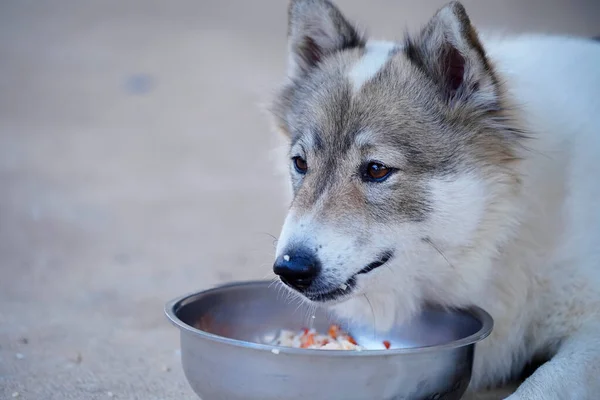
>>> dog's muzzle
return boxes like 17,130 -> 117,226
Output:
277,250 -> 394,303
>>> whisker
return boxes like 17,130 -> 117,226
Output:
364,293 -> 377,339
275,280 -> 286,301
423,237 -> 455,269
263,269 -> 276,279
267,276 -> 280,290
253,231 -> 279,241
246,249 -> 277,259
293,297 -> 305,315
252,231 -> 279,248
303,301 -> 318,329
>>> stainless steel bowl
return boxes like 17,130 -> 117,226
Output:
165,281 -> 493,400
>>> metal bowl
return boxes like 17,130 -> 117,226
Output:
165,281 -> 493,400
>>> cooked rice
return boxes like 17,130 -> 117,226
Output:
272,324 -> 363,350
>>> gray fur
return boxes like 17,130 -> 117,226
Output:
271,0 -> 524,226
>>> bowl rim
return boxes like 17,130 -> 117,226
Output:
165,280 -> 494,357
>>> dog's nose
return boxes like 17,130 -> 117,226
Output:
273,248 -> 321,291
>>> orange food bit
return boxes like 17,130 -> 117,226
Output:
348,336 -> 358,345
328,324 -> 339,339
301,333 -> 315,348
383,340 -> 391,349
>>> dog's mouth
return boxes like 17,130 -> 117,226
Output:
304,251 -> 393,303
356,251 -> 394,275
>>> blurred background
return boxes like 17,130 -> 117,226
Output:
0,0 -> 598,399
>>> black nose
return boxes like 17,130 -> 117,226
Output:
273,248 -> 321,291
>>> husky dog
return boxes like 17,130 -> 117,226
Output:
268,0 -> 600,398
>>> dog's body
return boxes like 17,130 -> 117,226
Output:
268,1 -> 600,398
452,34 -> 600,397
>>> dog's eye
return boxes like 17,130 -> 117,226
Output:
364,162 -> 393,182
293,156 -> 308,174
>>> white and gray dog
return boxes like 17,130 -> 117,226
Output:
268,0 -> 600,398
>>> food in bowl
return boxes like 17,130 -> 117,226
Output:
273,324 -> 362,350
273,324 -> 392,350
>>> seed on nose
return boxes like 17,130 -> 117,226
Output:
339,283 -> 348,290
283,254 -> 290,262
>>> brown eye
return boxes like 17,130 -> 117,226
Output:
364,162 -> 393,182
293,156 -> 308,174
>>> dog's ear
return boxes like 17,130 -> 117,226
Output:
405,2 -> 498,109
287,0 -> 364,79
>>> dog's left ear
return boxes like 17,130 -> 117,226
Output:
405,2 -> 498,109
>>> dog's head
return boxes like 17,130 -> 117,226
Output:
269,0 -> 523,329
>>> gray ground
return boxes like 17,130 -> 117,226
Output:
0,1 -> 598,399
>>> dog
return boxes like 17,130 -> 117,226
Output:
267,0 -> 600,398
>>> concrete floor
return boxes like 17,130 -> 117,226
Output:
0,1 -> 598,399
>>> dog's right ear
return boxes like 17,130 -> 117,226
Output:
287,0 -> 364,79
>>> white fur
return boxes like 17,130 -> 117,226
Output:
275,33 -> 600,399
426,174 -> 487,246
348,40 -> 396,92
473,34 -> 600,398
